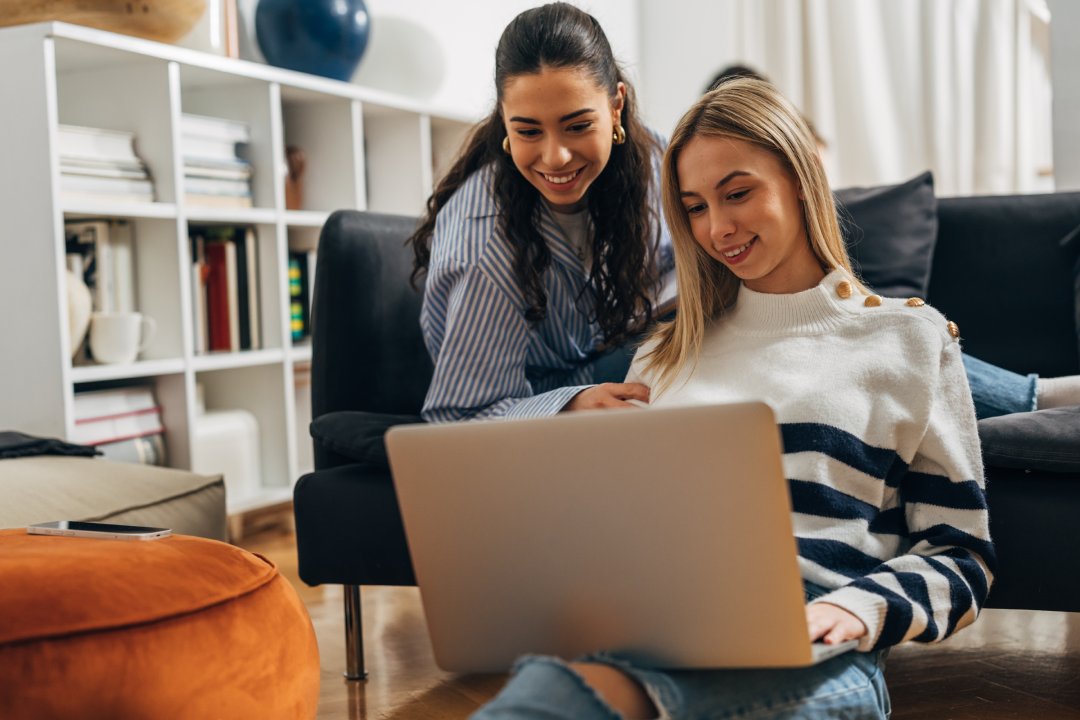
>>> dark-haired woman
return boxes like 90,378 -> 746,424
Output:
408,2 -> 671,422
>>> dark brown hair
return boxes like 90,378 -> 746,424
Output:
407,2 -> 662,347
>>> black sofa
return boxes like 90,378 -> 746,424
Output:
295,191 -> 1080,678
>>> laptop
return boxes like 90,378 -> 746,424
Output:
385,401 -> 857,673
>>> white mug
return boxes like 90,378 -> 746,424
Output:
89,312 -> 157,365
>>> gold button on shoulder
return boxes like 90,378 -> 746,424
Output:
947,320 -> 960,339
863,295 -> 882,307
905,297 -> 926,307
836,281 -> 852,299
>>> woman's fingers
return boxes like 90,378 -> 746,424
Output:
604,382 -> 651,402
806,603 -> 867,644
565,383 -> 651,411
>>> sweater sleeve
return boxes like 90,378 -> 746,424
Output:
420,258 -> 589,422
810,340 -> 996,651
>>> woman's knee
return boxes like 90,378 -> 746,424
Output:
570,662 -> 658,720
471,656 -> 657,720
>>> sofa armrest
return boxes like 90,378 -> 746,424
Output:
311,411 -> 424,473
978,405 -> 1080,473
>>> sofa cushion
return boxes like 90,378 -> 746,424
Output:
834,171 -> 938,298
978,405 -> 1080,473
310,411 -> 424,472
0,456 -> 226,540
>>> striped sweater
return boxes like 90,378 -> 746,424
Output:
626,269 -> 996,652
420,162 -> 672,422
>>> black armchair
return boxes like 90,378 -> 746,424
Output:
293,210 -> 637,680
293,211 -> 429,680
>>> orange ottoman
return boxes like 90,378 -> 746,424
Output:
0,529 -> 319,719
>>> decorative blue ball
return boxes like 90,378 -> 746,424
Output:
255,0 -> 371,82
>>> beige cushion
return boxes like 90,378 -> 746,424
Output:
0,456 -> 226,540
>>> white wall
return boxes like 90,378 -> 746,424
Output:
1048,0 -> 1080,190
638,0 -> 746,137
237,0 -> 640,120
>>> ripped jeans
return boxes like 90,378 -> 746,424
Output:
470,582 -> 890,720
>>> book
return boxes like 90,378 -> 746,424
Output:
62,190 -> 156,206
61,174 -> 155,198
233,227 -> 260,350
56,124 -> 141,164
224,238 -> 240,350
61,161 -> 150,180
184,161 -> 252,182
184,176 -> 252,197
72,405 -> 163,445
109,220 -> 136,314
289,254 -> 304,341
204,240 -> 234,351
185,192 -> 254,208
182,138 -> 248,164
96,433 -> 167,466
190,235 -> 210,355
181,113 -> 251,144
73,386 -> 157,422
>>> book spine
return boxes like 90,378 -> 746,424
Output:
110,220 -> 136,314
71,406 -> 164,446
289,254 -> 303,341
205,241 -> 232,351
96,433 -> 167,466
190,234 -> 209,355
233,226 -> 252,351
73,387 -> 157,421
225,240 -> 240,351
246,228 -> 260,349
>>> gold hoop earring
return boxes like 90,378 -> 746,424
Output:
612,124 -> 626,145
502,136 -> 511,154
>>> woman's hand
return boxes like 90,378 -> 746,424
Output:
564,383 -> 650,411
806,602 -> 867,645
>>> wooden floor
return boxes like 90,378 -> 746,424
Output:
240,526 -> 1080,719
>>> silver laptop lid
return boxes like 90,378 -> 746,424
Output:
386,401 -> 830,673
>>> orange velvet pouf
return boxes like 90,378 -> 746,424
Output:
0,529 -> 319,719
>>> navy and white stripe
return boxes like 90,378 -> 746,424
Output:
421,160 -> 672,422
629,269 -> 995,652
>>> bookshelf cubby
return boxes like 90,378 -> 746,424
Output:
0,21 -> 474,514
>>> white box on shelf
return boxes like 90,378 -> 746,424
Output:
192,408 -> 262,507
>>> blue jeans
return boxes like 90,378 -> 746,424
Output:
962,353 -> 1037,419
471,583 -> 891,720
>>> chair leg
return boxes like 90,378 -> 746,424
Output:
344,584 -> 367,680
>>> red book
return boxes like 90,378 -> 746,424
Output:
204,241 -> 232,351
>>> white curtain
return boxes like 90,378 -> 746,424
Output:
720,0 -> 1053,195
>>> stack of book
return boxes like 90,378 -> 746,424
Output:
190,225 -> 261,353
57,124 -> 155,205
65,219 -> 136,316
72,386 -> 166,465
181,113 -> 254,208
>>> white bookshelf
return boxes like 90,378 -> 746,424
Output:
0,21 -> 474,514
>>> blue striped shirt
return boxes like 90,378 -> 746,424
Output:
421,161 -> 672,422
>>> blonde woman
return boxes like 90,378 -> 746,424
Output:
471,78 -> 995,720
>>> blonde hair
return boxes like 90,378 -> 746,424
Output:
643,78 -> 865,391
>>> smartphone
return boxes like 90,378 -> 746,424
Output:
27,520 -> 171,541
